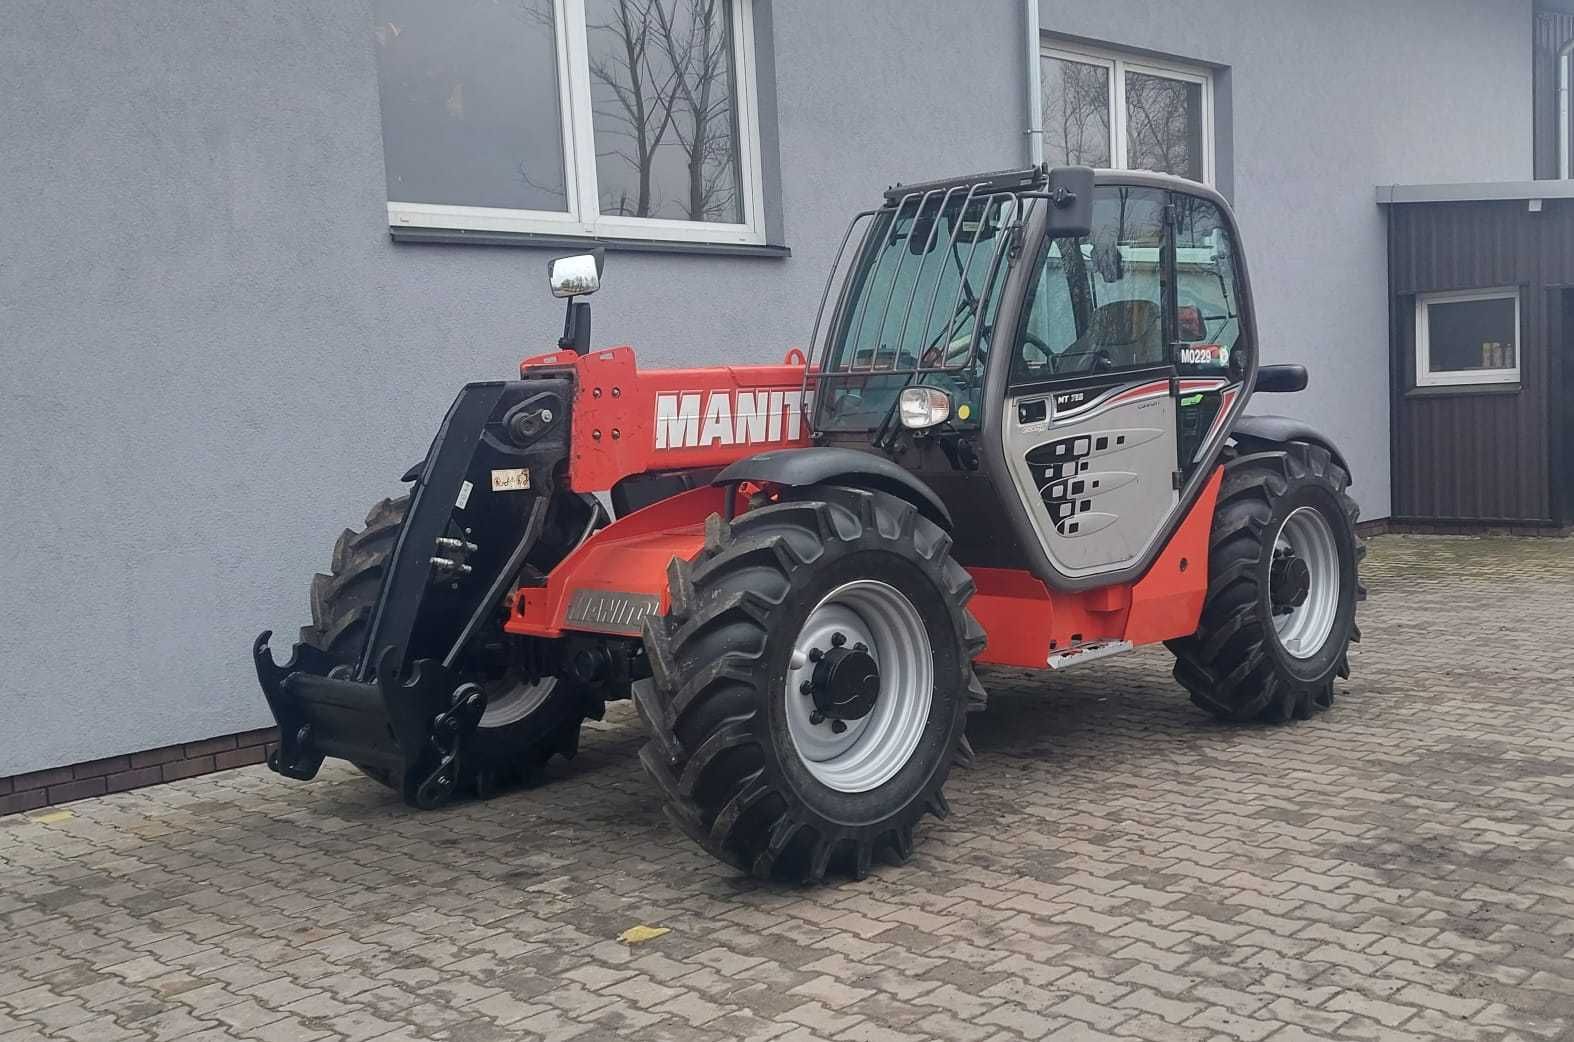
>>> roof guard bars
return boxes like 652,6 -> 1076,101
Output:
849,189 -> 919,373
796,178 -> 1040,423
893,183 -> 974,371
844,189 -> 1030,376
796,206 -> 881,412
857,188 -> 939,372
882,164 -> 1047,204
918,190 -> 1021,375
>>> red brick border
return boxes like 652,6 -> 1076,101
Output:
0,728 -> 279,816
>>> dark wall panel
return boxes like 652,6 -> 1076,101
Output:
1389,200 -> 1560,523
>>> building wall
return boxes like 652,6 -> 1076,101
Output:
1532,6 -> 1574,179
0,0 -> 1027,776
1387,197 -> 1574,526
1388,202 -> 1553,524
1043,0 -> 1534,529
0,0 -> 1535,774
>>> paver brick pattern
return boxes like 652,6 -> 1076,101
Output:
4,535 -> 1574,1041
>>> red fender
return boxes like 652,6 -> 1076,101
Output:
504,484 -> 730,639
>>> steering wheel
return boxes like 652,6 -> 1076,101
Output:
920,323 -> 992,370
1018,329 -> 1059,374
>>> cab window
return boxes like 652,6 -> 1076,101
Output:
1013,185 -> 1169,385
1172,193 -> 1248,376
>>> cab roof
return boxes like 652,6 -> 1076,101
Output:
881,165 -> 1220,208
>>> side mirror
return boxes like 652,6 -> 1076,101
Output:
549,249 -> 605,355
1045,166 -> 1094,239
1254,364 -> 1309,394
548,250 -> 604,298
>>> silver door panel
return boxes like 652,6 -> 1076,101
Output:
1003,391 -> 1180,576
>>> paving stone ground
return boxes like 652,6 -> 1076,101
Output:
5,534 -> 1574,1042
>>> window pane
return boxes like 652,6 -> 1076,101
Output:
1015,186 -> 1169,384
1124,70 -> 1203,180
373,0 -> 569,212
1041,56 -> 1112,167
1171,194 -> 1245,374
586,0 -> 744,223
1426,297 -> 1518,372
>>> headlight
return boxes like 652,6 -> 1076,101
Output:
897,386 -> 951,430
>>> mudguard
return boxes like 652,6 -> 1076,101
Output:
1232,415 -> 1349,474
715,446 -> 953,529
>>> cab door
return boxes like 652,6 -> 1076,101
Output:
998,185 -> 1182,579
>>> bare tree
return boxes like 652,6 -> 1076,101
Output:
519,0 -> 740,221
585,0 -> 687,216
1125,74 -> 1195,176
652,0 -> 739,222
1045,60 -> 1110,167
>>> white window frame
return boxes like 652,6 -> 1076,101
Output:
1560,40 -> 1574,179
386,0 -> 768,245
1415,287 -> 1522,388
1041,42 -> 1215,186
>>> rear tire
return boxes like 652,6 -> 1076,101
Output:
635,487 -> 986,883
1168,443 -> 1362,722
302,495 -> 599,794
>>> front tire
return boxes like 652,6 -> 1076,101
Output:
1169,443 -> 1362,722
635,487 -> 986,883
302,495 -> 600,794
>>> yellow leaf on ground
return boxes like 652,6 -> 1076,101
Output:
29,810 -> 74,824
617,925 -> 670,945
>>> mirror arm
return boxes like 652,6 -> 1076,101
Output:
559,299 -> 592,355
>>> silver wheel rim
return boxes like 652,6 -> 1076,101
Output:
1272,506 -> 1341,659
784,580 -> 933,794
479,676 -> 557,728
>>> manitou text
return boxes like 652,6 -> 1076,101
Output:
653,389 -> 814,450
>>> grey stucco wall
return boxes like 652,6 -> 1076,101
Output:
0,0 -> 1534,774
0,0 -> 1027,775
1043,0 -> 1535,525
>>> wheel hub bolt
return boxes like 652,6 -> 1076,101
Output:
831,632 -> 847,647
800,681 -> 814,695
830,719 -> 847,734
1270,550 -> 1312,611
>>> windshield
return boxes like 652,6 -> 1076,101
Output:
816,192 -> 1017,431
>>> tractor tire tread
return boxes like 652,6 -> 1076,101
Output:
1172,444 -> 1361,724
305,493 -> 591,796
637,487 -> 980,883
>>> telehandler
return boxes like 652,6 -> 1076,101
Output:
256,166 -> 1361,881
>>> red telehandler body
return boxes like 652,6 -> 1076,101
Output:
256,166 -> 1362,881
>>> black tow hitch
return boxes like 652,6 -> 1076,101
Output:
253,634 -> 487,809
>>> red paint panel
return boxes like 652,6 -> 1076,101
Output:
520,346 -> 814,493
1123,465 -> 1222,646
966,466 -> 1222,667
504,484 -> 727,638
969,568 -> 1131,668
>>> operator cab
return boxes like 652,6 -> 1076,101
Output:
809,166 -> 1257,591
